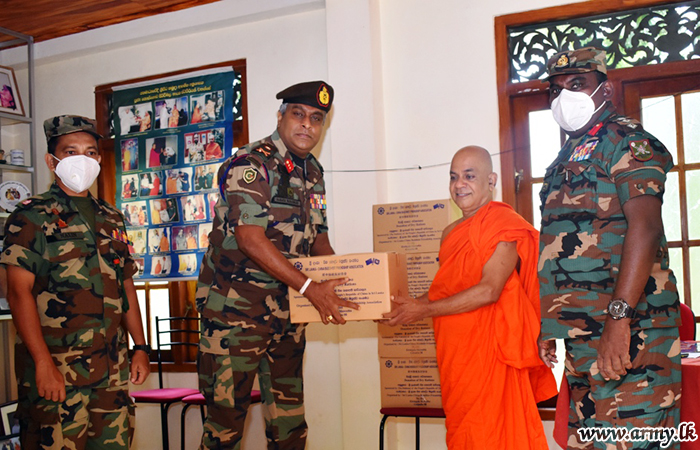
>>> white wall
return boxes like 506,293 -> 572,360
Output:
7,3 -> 342,449
329,1 -> 583,449
1,0 -> 594,448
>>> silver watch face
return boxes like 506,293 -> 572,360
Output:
608,299 -> 628,318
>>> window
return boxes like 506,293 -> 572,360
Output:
131,281 -> 170,348
496,0 -> 700,375
129,280 -> 199,368
630,76 -> 700,313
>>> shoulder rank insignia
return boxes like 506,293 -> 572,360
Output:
284,159 -> 294,174
243,167 -> 257,184
253,143 -> 274,159
630,139 -> 653,161
614,116 -> 639,130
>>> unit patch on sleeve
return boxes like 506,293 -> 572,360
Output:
629,139 -> 653,162
243,168 -> 258,184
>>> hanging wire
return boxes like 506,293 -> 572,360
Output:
326,162 -> 450,173
324,81 -> 700,175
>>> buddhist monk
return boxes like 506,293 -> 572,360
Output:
384,146 -> 557,449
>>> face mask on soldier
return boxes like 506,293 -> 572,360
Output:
52,154 -> 101,193
551,82 -> 605,132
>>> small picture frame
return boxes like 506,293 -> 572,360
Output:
0,265 -> 9,320
0,297 -> 9,319
0,66 -> 24,117
0,434 -> 19,450
0,401 -> 18,436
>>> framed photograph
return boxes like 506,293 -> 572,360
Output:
0,259 -> 9,319
0,401 -> 18,436
117,102 -> 152,135
0,66 -> 24,117
0,297 -> 9,319
0,434 -> 19,450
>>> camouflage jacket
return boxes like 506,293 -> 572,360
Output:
1,182 -> 136,388
196,130 -> 328,329
538,105 -> 680,340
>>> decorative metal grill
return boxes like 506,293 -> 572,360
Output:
233,70 -> 243,121
508,1 -> 700,83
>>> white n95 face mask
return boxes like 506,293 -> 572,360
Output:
52,154 -> 101,193
551,83 -> 605,132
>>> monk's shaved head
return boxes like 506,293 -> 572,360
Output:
452,146 -> 493,173
450,145 -> 497,218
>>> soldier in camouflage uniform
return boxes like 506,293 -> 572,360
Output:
537,48 -> 681,449
1,115 -> 150,450
196,81 -> 358,450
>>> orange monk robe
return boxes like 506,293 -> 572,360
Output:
169,108 -> 180,128
151,207 -> 162,225
191,106 -> 202,124
205,142 -> 223,160
428,201 -> 557,450
160,234 -> 169,252
166,176 -> 178,195
139,114 -> 151,132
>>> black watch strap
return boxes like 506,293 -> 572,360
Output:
132,344 -> 152,355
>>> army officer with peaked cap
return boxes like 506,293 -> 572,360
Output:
196,81 -> 358,449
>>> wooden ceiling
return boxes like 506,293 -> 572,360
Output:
0,0 -> 222,44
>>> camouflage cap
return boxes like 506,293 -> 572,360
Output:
43,115 -> 102,144
276,81 -> 334,113
545,47 -> 607,80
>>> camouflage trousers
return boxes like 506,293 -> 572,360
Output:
17,385 -> 134,450
564,327 -> 681,450
197,318 -> 308,450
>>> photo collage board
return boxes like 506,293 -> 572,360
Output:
113,70 -> 237,280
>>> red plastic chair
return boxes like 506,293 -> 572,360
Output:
180,390 -> 262,450
130,317 -> 200,450
679,302 -> 696,341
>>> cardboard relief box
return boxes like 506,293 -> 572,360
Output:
377,252 -> 439,358
403,252 -> 441,299
379,357 -> 442,409
378,318 -> 436,358
373,199 -> 462,254
288,252 -> 408,323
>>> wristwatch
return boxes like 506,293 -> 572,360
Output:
607,298 -> 637,320
132,344 -> 152,355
